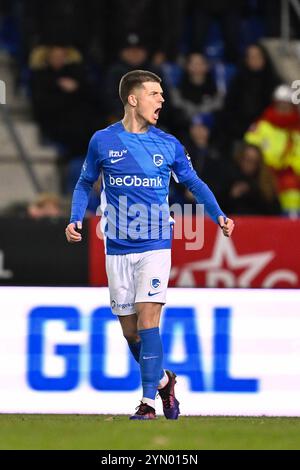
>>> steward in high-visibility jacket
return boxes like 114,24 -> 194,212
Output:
245,101 -> 300,213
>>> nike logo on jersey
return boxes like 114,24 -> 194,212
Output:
111,157 -> 126,163
148,291 -> 162,297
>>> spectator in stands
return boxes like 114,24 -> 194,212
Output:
105,33 -> 153,120
213,44 -> 280,154
27,193 -> 64,219
22,0 -> 104,61
171,113 -> 224,209
30,45 -> 101,156
221,143 -> 281,215
189,0 -> 242,63
153,0 -> 185,63
182,114 -> 221,177
105,33 -> 174,129
104,0 -> 184,64
245,85 -> 300,215
171,53 -> 221,124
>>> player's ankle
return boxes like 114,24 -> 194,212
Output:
142,397 -> 156,409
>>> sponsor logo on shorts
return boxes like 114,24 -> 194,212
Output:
111,300 -> 134,310
142,355 -> 159,360
148,291 -> 162,297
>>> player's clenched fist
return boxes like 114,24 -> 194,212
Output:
218,216 -> 235,237
65,221 -> 82,243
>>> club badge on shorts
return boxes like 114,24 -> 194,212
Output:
150,278 -> 161,289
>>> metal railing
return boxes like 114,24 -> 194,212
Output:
0,100 -> 42,193
281,0 -> 300,51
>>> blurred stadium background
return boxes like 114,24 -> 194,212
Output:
1,0 -> 300,450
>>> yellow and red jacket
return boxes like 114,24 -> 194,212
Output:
245,105 -> 300,176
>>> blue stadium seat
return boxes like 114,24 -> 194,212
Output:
204,22 -> 225,62
0,14 -> 20,56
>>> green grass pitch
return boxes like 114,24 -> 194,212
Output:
0,415 -> 299,450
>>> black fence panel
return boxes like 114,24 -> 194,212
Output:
0,217 -> 88,286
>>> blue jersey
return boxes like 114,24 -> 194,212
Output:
70,121 -> 226,254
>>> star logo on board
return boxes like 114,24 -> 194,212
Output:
170,231 -> 276,287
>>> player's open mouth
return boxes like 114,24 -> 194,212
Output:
153,108 -> 161,119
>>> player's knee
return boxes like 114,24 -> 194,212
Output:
124,332 -> 140,344
137,319 -> 158,330
136,307 -> 161,330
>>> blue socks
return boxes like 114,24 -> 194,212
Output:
138,327 -> 163,400
128,341 -> 142,363
128,339 -> 164,380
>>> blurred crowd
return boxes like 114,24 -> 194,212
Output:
1,0 -> 300,217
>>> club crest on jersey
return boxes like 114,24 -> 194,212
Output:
153,154 -> 163,167
150,278 -> 161,289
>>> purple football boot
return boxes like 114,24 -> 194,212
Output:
129,402 -> 156,420
158,370 -> 180,419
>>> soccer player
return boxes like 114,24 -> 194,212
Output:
65,70 -> 234,420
